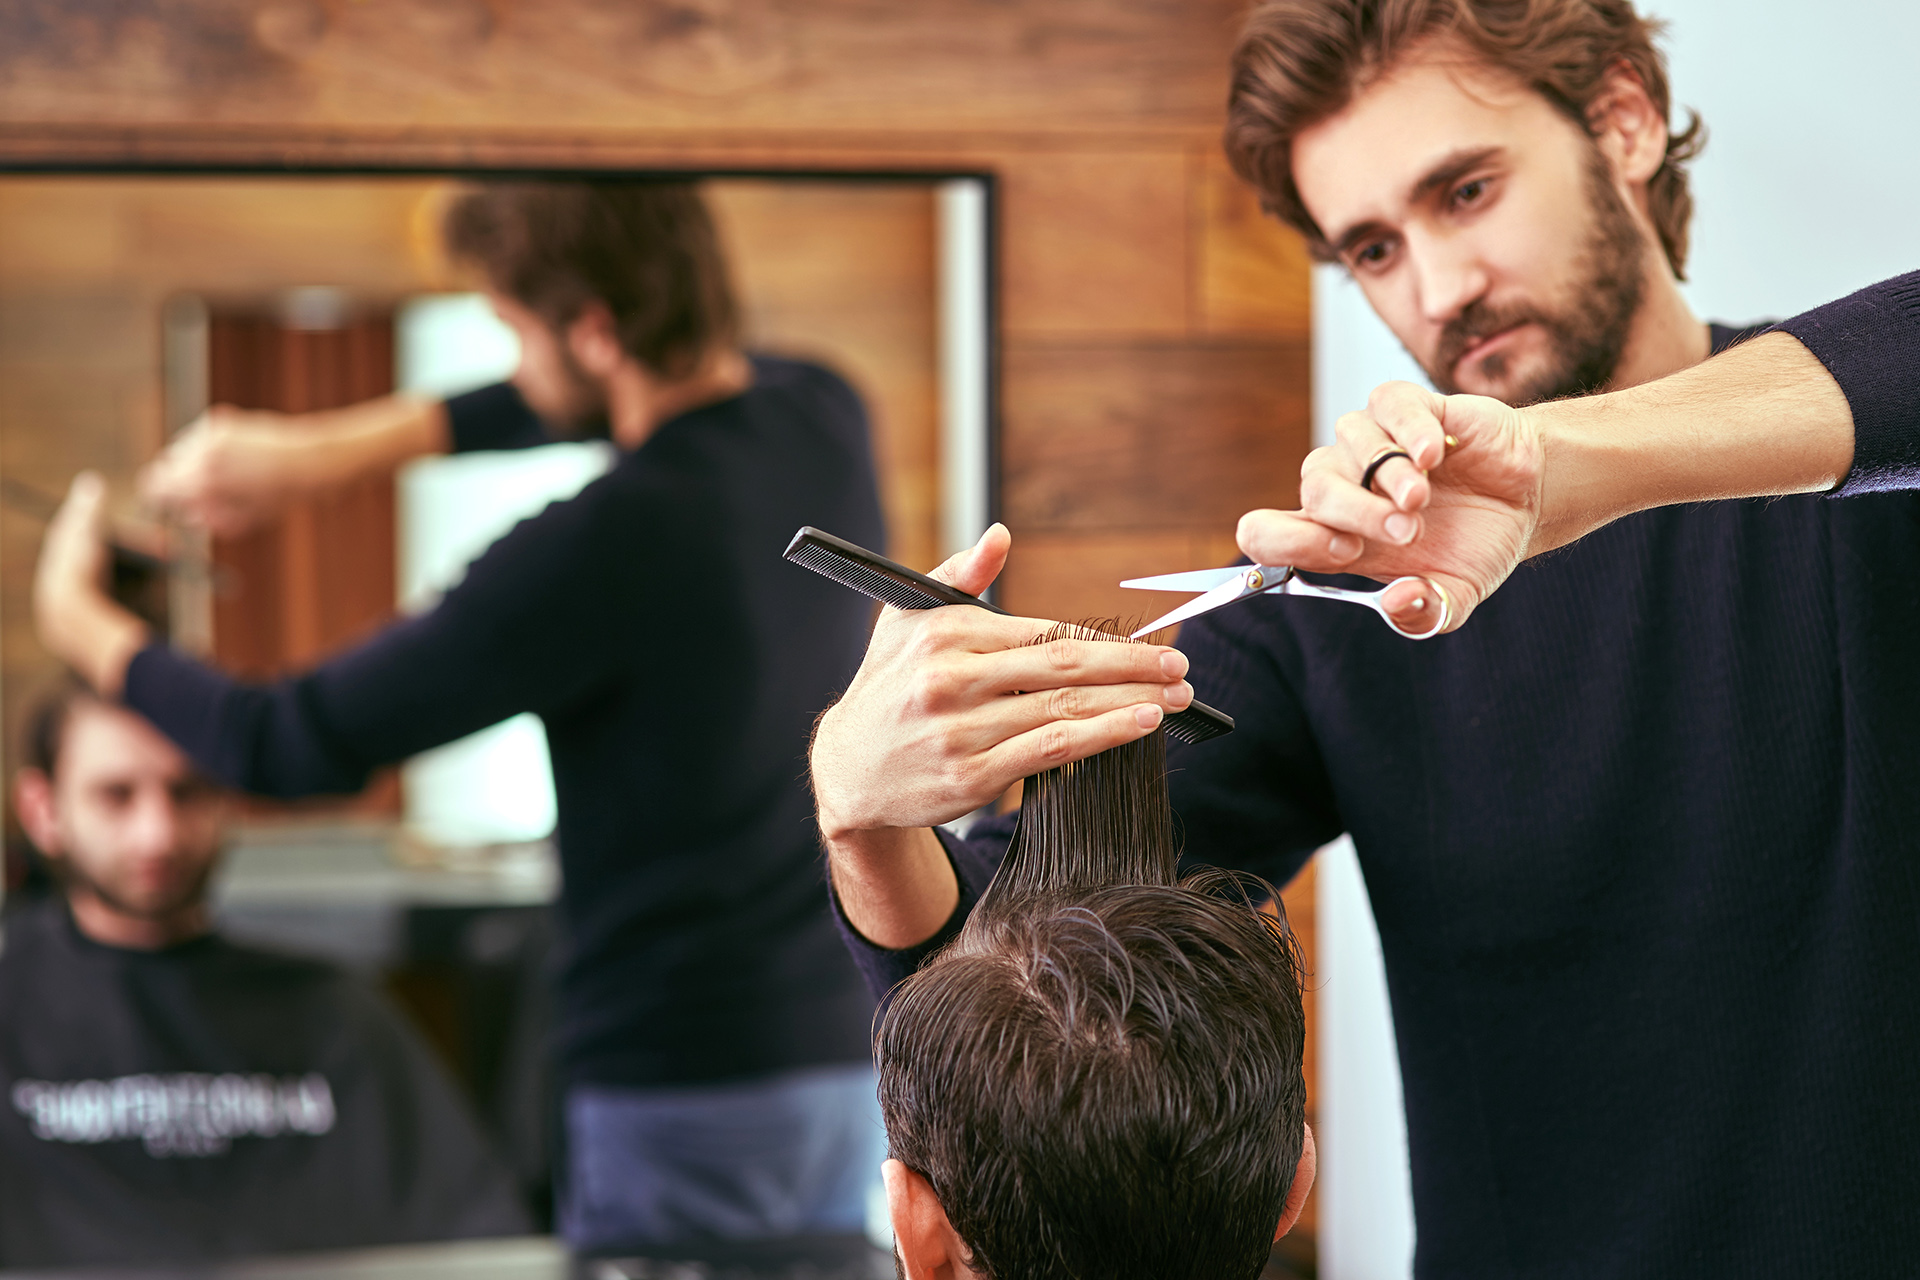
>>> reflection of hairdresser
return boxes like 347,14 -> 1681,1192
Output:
35,181 -> 891,1252
0,683 -> 526,1268
1248,269 -> 1920,624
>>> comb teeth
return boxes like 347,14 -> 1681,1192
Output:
1163,706 -> 1233,745
787,542 -> 948,612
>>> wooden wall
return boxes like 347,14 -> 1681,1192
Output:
0,0 -> 1319,1237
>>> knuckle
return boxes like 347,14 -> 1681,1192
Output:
1034,725 -> 1074,765
1047,685 -> 1086,721
1042,637 -> 1080,673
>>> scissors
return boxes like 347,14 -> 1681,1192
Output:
1120,563 -> 1447,640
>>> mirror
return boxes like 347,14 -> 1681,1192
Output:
0,170 -> 993,1240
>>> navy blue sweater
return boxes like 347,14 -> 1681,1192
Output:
128,357 -> 886,1088
837,274 -> 1920,1277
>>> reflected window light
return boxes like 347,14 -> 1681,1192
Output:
395,294 -> 614,848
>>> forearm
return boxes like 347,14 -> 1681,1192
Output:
825,826 -> 960,951
1528,332 -> 1854,556
292,395 -> 450,488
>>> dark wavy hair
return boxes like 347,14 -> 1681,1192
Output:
1225,0 -> 1705,277
442,180 -> 739,378
877,626 -> 1308,1280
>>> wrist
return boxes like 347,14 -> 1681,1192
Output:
41,586 -> 147,697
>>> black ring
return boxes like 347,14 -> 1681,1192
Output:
1360,447 -> 1413,494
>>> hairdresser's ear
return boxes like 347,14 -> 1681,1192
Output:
1586,58 -> 1668,189
1274,1124 -> 1318,1241
564,301 -> 626,379
885,1158 -> 982,1280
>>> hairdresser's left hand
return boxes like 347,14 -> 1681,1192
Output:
1237,381 -> 1545,634
34,472 -> 148,696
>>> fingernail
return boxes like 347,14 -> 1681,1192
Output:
1409,596 -> 1427,612
1385,513 -> 1415,543
1165,680 -> 1194,708
1160,650 -> 1188,679
1329,534 -> 1361,558
1134,704 -> 1164,729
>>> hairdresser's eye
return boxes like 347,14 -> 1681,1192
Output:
1350,237 -> 1396,272
1452,178 -> 1490,210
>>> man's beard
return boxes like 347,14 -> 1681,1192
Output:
542,343 -> 614,442
1425,150 -> 1647,406
49,853 -> 216,925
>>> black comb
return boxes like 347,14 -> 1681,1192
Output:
784,527 -> 1233,745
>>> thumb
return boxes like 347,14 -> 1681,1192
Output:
928,523 -> 1011,598
58,471 -> 109,533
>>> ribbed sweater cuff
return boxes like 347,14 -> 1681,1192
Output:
1772,270 -> 1920,496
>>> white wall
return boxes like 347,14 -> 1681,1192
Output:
1313,6 -> 1919,1276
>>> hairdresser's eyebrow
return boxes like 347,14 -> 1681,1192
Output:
1328,145 -> 1506,259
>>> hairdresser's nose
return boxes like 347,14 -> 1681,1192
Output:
1408,229 -> 1489,328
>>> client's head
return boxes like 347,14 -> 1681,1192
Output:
876,629 -> 1313,1280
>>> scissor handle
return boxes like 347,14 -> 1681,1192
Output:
1279,574 -> 1447,640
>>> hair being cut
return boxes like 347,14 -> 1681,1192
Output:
442,180 -> 738,378
1226,0 -> 1704,277
877,625 -> 1307,1280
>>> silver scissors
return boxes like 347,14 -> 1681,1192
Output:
1120,564 -> 1446,640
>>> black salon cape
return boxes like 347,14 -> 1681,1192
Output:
124,357 -> 886,1089
835,273 -> 1920,1278
0,896 -> 527,1268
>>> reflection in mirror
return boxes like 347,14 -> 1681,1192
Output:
0,172 -> 990,1267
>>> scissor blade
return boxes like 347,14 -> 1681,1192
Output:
1128,575 -> 1252,639
1120,566 -> 1246,593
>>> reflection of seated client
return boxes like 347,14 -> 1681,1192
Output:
0,684 -> 527,1268
874,632 -> 1315,1280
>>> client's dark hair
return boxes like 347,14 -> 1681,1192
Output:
441,179 -> 738,379
22,677 -> 106,779
877,626 -> 1308,1280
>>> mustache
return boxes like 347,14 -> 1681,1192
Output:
1432,301 -> 1556,382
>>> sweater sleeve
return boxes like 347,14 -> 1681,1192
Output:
443,382 -> 550,454
123,481 -> 644,798
828,813 -> 1012,1002
1773,270 -> 1920,496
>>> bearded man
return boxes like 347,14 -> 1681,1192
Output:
805,2 -> 1920,1275
0,685 -> 527,1266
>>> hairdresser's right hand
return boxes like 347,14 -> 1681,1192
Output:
812,525 -> 1194,948
141,406 -> 315,537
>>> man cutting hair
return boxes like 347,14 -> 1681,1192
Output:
808,3 -> 1920,1275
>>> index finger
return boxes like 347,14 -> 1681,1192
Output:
1365,380 -> 1452,472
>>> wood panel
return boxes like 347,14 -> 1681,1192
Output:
0,0 -> 1247,137
1000,151 -> 1192,341
998,340 -> 1310,538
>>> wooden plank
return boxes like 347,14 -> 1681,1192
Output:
1195,149 -> 1314,338
0,0 -> 1246,137
1000,150 -> 1191,340
1001,340 -> 1311,534
997,528 -> 1242,627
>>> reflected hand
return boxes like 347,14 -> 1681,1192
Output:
809,523 -> 1195,840
1236,382 -> 1544,634
141,405 -> 311,536
35,472 -> 148,695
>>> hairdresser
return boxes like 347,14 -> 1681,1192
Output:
37,181 -> 890,1253
810,3 -> 1920,1256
